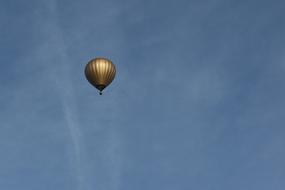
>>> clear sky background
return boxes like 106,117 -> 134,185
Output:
0,0 -> 285,189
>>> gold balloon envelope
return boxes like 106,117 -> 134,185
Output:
85,58 -> 116,95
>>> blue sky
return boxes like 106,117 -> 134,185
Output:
0,0 -> 285,189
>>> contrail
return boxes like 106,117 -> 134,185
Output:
44,1 -> 86,189
55,72 -> 85,190
51,36 -> 86,190
43,1 -> 124,190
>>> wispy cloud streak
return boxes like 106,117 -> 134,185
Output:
44,1 -> 86,189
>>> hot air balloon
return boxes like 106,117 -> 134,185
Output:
85,57 -> 116,95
